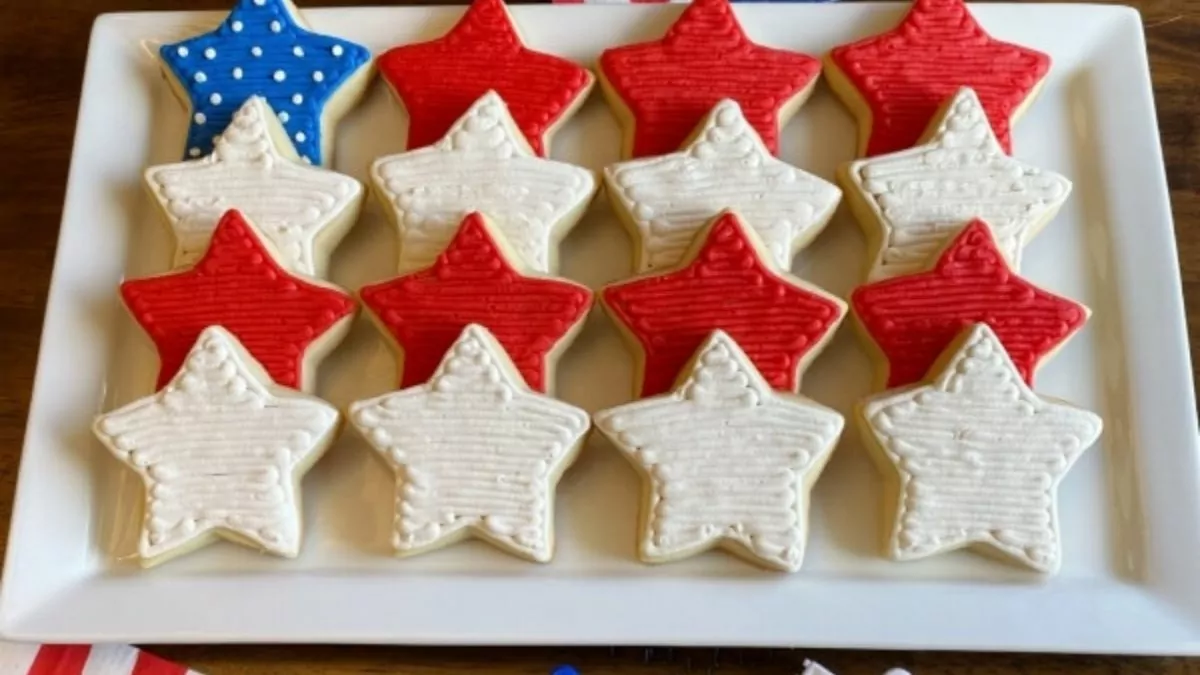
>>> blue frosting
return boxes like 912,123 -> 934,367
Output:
159,0 -> 370,165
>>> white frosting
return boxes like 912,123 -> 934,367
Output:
845,88 -> 1072,280
349,324 -> 590,562
92,326 -> 340,563
371,91 -> 597,273
593,331 -> 843,572
604,99 -> 842,272
145,96 -> 364,277
860,323 -> 1103,573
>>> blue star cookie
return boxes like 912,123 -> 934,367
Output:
159,0 -> 371,165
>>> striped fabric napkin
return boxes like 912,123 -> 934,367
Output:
0,644 -> 197,675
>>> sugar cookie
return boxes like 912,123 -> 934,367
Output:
599,0 -> 820,159
840,87 -> 1070,281
595,330 -> 843,572
605,99 -> 840,272
824,0 -> 1050,157
850,220 -> 1087,389
601,211 -> 845,398
94,326 -> 340,567
857,323 -> 1102,573
350,324 -> 589,562
371,91 -> 596,274
145,96 -> 364,278
157,0 -> 372,166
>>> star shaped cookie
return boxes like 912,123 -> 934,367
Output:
858,323 -> 1102,573
371,91 -> 597,274
599,0 -> 820,158
850,220 -> 1088,389
145,96 -> 364,278
602,211 -> 845,398
350,324 -> 589,562
377,0 -> 593,157
360,212 -> 592,393
841,88 -> 1071,281
121,209 -> 357,391
605,99 -> 841,272
825,0 -> 1050,157
158,0 -> 372,165
595,330 -> 843,572
94,326 -> 340,567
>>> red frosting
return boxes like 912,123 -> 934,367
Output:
360,213 -> 592,392
829,0 -> 1050,157
599,0 -> 819,158
377,0 -> 593,157
851,220 -> 1087,388
120,210 -> 356,390
603,212 -> 844,397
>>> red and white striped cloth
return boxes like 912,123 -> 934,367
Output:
0,644 -> 198,675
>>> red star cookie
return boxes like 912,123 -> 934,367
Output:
377,0 -> 593,157
121,209 -> 357,392
851,220 -> 1088,389
602,211 -> 845,398
598,0 -> 820,159
360,212 -> 592,393
825,0 -> 1050,157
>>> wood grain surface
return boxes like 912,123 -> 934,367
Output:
1,0 -> 1198,673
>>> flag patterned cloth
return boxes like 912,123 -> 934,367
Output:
0,644 -> 198,675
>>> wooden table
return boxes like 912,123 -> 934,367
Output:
1,0 -> 1197,673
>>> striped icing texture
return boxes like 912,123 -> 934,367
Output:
829,0 -> 1050,156
603,212 -> 845,397
851,220 -> 1087,388
378,0 -> 593,157
360,213 -> 592,392
600,0 -> 819,158
120,210 -> 356,390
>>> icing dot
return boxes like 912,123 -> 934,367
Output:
188,147 -> 201,157
254,0 -> 265,4
194,71 -> 207,83
278,111 -> 290,123
232,67 -> 243,79
295,132 -> 307,142
301,156 -> 312,164
194,112 -> 207,124
270,20 -> 282,33
204,47 -> 216,59
332,45 -> 344,57
291,93 -> 303,104
176,46 -> 189,57
312,70 -> 324,82
232,20 -> 243,32
293,46 -> 304,57
251,46 -> 263,57
273,70 -> 286,82
210,92 -> 222,105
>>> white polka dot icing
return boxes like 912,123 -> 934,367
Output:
158,0 -> 371,165
605,99 -> 841,272
350,324 -> 589,563
144,96 -> 364,278
92,326 -> 340,566
371,90 -> 597,274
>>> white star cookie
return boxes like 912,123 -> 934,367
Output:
93,326 -> 340,567
841,87 -> 1072,281
858,323 -> 1103,573
349,324 -> 590,562
593,331 -> 844,572
604,99 -> 842,272
144,96 -> 364,278
371,91 -> 597,274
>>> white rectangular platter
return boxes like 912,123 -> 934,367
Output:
3,1 -> 1198,653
